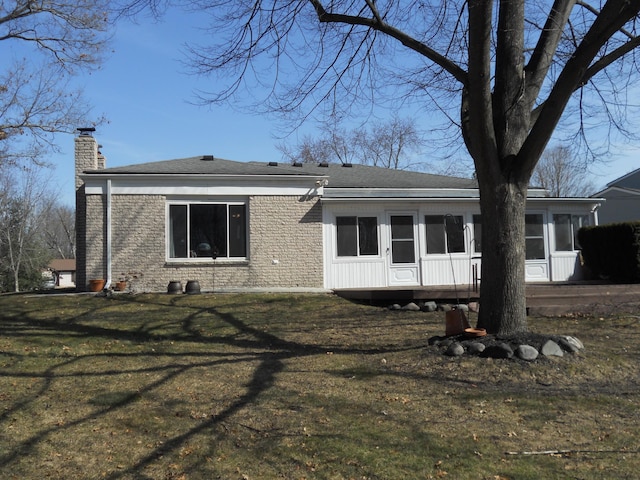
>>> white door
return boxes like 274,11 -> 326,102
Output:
387,213 -> 420,286
525,213 -> 549,281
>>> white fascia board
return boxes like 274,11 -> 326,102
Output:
527,197 -> 605,205
81,173 -> 327,196
322,188 -> 481,199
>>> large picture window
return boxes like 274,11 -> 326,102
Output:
425,215 -> 465,254
553,214 -> 590,251
168,203 -> 246,259
336,216 -> 379,257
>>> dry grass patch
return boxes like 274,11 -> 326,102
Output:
0,292 -> 639,479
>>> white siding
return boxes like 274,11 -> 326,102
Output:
550,253 -> 585,281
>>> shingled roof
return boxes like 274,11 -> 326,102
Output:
86,156 -> 478,190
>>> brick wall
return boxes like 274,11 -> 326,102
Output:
97,193 -> 324,292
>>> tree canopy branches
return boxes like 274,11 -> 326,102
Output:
0,0 -> 110,167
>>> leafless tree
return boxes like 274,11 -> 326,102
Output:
533,146 -> 597,197
355,116 -> 426,169
280,116 -> 426,169
125,0 -> 640,334
0,0 -> 109,167
0,167 -> 55,292
43,204 -> 76,259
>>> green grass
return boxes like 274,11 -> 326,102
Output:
0,292 -> 639,479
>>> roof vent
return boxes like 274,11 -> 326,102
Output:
201,155 -> 215,161
292,161 -> 303,167
342,162 -> 353,168
318,161 -> 329,168
268,161 -> 278,166
77,127 -> 95,136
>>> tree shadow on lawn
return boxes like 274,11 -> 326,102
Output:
0,294 -> 417,478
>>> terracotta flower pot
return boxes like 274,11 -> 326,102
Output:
115,281 -> 127,291
88,279 -> 106,292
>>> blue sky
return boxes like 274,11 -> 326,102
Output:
48,8 -> 639,206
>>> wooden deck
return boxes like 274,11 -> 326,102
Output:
334,282 -> 640,316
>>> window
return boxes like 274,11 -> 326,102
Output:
525,214 -> 545,260
336,216 -> 379,257
553,214 -> 590,251
472,214 -> 482,253
168,203 -> 246,259
390,215 -> 415,263
425,215 -> 465,254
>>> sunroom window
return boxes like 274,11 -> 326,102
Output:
525,214 -> 545,260
336,216 -> 379,257
425,215 -> 465,254
553,214 -> 590,251
168,203 -> 246,259
472,214 -> 482,253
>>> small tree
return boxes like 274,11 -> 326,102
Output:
533,146 -> 596,197
0,167 -> 55,292
42,205 -> 76,259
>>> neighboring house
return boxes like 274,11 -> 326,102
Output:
48,259 -> 76,288
75,131 -> 602,293
593,168 -> 640,224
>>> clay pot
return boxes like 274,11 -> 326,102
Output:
88,279 -> 105,292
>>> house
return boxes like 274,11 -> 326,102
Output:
47,259 -> 76,288
593,168 -> 640,224
75,130 -> 602,293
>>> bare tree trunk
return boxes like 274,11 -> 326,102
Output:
475,177 -> 528,335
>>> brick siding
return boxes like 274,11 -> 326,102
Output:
84,193 -> 324,292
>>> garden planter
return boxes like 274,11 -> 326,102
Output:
167,281 -> 183,294
115,281 -> 127,291
185,280 -> 201,295
88,279 -> 105,292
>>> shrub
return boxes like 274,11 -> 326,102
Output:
578,222 -> 640,282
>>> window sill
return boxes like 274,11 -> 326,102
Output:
164,260 -> 249,267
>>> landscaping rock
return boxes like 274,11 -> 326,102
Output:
402,302 -> 421,311
558,337 -> 580,353
541,340 -> 564,357
445,342 -> 465,356
427,329 -> 583,362
454,304 -> 469,312
481,343 -> 514,359
560,335 -> 584,351
468,302 -> 480,312
466,342 -> 486,355
437,304 -> 452,312
421,301 -> 437,312
389,304 -> 402,310
516,345 -> 539,361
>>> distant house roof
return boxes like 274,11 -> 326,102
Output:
49,259 -> 76,272
606,167 -> 640,188
84,156 -> 479,190
594,167 -> 640,198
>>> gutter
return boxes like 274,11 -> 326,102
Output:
105,179 -> 112,289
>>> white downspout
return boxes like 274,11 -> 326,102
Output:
592,202 -> 601,226
105,179 -> 112,289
